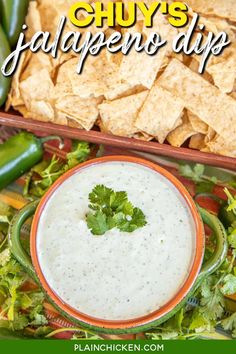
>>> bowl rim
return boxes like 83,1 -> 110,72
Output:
30,155 -> 205,329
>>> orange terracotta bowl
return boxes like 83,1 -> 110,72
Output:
9,156 -> 228,334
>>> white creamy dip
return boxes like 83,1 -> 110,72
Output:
37,161 -> 196,320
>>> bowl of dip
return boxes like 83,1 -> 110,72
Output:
9,156 -> 228,334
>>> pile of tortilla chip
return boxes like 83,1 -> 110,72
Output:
6,0 -> 236,157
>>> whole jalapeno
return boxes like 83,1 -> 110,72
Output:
0,24 -> 11,107
0,132 -> 63,191
0,0 -> 29,47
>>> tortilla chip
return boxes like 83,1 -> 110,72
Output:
53,110 -> 68,126
16,102 -> 54,122
99,91 -> 148,137
188,58 -> 214,84
185,0 -> 236,21
55,95 -> 102,130
188,111 -> 208,134
21,52 -> 53,82
208,57 -> 236,93
38,0 -> 70,35
53,51 -> 131,102
132,132 -> 153,141
12,105 -> 30,118
5,51 -> 31,110
158,59 -> 236,145
189,133 -> 206,150
186,4 -> 236,40
167,122 -> 196,147
56,50 -> 144,102
104,81 -> 138,101
119,16 -> 177,90
143,13 -> 178,53
25,1 -> 42,40
29,100 -> 55,122
67,119 -> 83,129
20,69 -> 54,109
231,92 -> 236,100
18,68 -> 55,122
57,53 -> 120,99
135,85 -> 184,143
204,127 -> 217,144
199,16 -> 236,41
105,50 -> 123,67
119,53 -> 156,91
204,135 -> 236,157
68,57 -> 107,99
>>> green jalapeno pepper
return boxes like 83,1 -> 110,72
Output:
0,24 -> 11,107
0,0 -> 29,47
0,132 -> 63,191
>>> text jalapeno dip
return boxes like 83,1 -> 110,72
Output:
36,160 -> 196,321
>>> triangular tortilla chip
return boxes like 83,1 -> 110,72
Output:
167,122 -> 196,147
55,95 -> 102,130
135,85 -> 184,143
185,0 -> 236,21
188,111 -> 208,134
99,91 -> 148,137
208,57 -> 236,94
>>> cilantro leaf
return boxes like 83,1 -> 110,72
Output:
117,208 -> 147,233
0,248 -> 11,266
221,313 -> 236,334
179,164 -> 205,183
89,185 -> 113,210
86,185 -> 147,235
110,191 -> 128,211
67,141 -> 90,169
24,141 -> 90,199
189,311 -> 212,331
9,314 -> 29,331
86,211 -> 110,236
120,201 -> 134,216
224,188 -> 236,215
179,164 -> 217,194
199,277 -> 225,320
0,216 -> 10,224
228,232 -> 236,249
195,181 -> 214,194
221,313 -> 236,338
0,202 -> 14,240
34,326 -> 52,338
30,313 -> 48,327
221,274 -> 236,295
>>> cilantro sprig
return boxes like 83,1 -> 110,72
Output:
224,188 -> 236,215
86,185 -> 147,235
179,164 -> 217,193
24,141 -> 90,199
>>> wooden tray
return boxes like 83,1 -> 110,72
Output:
1,110 -> 236,171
